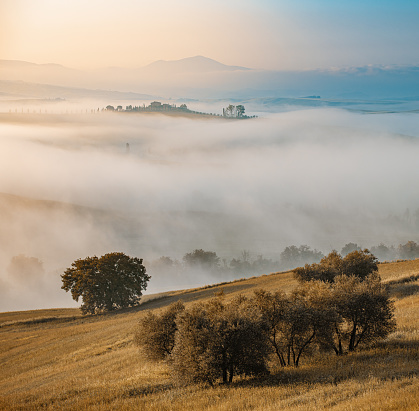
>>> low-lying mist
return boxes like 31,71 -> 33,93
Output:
0,108 -> 418,311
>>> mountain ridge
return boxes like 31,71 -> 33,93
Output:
2,57 -> 419,99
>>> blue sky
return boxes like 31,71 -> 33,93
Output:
1,0 -> 418,69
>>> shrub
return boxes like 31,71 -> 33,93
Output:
294,249 -> 378,283
135,301 -> 185,361
170,297 -> 270,385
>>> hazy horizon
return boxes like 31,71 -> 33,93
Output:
2,1 -> 419,71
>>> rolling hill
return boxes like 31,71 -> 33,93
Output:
3,57 -> 419,100
0,259 -> 418,410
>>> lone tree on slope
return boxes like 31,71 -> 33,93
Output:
61,252 -> 150,314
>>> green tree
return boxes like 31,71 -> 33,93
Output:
135,301 -> 185,360
236,105 -> 245,117
61,252 -> 150,314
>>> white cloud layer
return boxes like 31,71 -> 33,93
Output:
0,108 -> 418,310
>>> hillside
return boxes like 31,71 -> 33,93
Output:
0,260 -> 418,410
0,80 -> 156,101
3,58 -> 419,100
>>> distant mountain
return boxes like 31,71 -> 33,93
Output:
140,56 -> 250,74
0,60 -> 68,69
2,58 -> 419,100
0,60 -> 82,85
0,80 -> 157,101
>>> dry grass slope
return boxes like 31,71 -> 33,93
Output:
0,260 -> 418,410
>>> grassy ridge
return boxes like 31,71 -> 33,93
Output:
0,261 -> 418,410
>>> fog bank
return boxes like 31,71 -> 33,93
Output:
0,108 -> 418,311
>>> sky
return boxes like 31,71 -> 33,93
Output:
1,0 -> 419,70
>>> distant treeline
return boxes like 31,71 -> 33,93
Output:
103,102 -> 256,118
146,241 -> 419,280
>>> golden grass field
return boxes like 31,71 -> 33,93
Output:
0,260 -> 418,410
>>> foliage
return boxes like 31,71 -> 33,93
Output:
170,296 -> 270,385
288,283 -> 336,365
252,289 -> 289,366
370,243 -> 397,261
340,249 -> 379,279
252,285 -> 334,367
236,105 -> 245,117
279,245 -> 324,270
230,253 -> 276,276
223,104 -> 247,118
398,240 -> 419,260
135,301 -> 185,360
294,249 -> 378,283
327,274 -> 396,354
61,252 -> 150,314
341,242 -> 361,256
183,249 -> 220,271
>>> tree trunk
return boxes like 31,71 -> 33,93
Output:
272,336 -> 286,366
222,351 -> 227,383
334,325 -> 344,355
228,364 -> 234,383
222,367 -> 227,383
295,331 -> 316,367
348,321 -> 358,352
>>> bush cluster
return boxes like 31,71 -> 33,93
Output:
135,251 -> 395,386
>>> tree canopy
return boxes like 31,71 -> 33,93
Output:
135,301 -> 185,361
183,249 -> 220,271
170,297 -> 269,385
294,249 -> 378,283
318,274 -> 395,354
61,252 -> 150,314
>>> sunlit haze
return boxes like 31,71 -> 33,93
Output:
2,0 -> 419,70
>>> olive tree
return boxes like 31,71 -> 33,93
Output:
170,297 -> 270,385
253,285 -> 333,368
330,274 -> 395,354
135,301 -> 185,360
294,249 -> 378,283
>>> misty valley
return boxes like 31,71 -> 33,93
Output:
0,106 -> 418,311
3,1 -> 419,408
